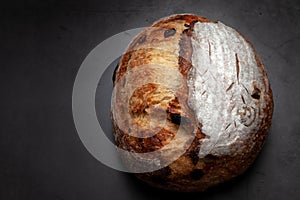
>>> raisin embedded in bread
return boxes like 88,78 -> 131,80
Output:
111,14 -> 273,192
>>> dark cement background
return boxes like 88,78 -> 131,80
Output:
1,0 -> 300,199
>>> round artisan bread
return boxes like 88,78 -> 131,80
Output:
111,14 -> 273,192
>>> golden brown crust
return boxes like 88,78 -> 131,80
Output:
114,14 -> 210,83
111,14 -> 273,192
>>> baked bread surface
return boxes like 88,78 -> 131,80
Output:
111,14 -> 273,192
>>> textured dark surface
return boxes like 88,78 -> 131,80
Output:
1,0 -> 299,199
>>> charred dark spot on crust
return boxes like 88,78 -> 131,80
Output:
235,53 -> 240,84
251,87 -> 261,100
169,113 -> 189,125
182,28 -> 189,34
170,113 -> 181,125
251,93 -> 260,100
164,28 -> 176,38
112,64 -> 118,83
138,34 -> 147,44
190,169 -> 204,180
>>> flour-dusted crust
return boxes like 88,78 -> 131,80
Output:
111,14 -> 273,192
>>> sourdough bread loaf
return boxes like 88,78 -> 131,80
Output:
111,14 -> 273,192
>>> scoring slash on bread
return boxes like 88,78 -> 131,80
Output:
111,14 -> 273,192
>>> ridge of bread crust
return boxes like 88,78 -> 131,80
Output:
111,14 -> 273,192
